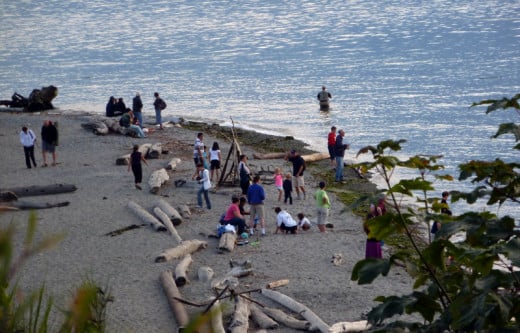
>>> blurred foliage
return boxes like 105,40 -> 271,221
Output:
350,95 -> 520,332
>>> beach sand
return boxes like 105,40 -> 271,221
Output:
0,111 -> 413,332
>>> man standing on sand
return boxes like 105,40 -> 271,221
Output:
20,126 -> 37,169
132,92 -> 143,128
153,92 -> 166,130
247,175 -> 266,236
327,126 -> 337,169
41,120 -> 58,167
334,129 -> 350,182
285,149 -> 306,200
315,181 -> 331,233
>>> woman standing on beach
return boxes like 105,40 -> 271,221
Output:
128,144 -> 148,190
209,141 -> 221,182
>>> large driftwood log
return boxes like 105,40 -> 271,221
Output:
250,304 -> 279,329
1,184 -> 77,198
218,232 -> 236,252
261,307 -> 311,331
6,200 -> 70,210
329,321 -> 370,333
81,120 -> 109,135
156,199 -> 184,226
166,157 -> 182,170
149,168 -> 169,194
153,207 -> 182,243
252,152 -> 329,162
116,143 -> 152,165
197,266 -> 215,283
261,288 -> 330,333
160,270 -> 189,330
147,143 -> 163,159
155,239 -> 208,263
127,201 -> 166,232
174,254 -> 193,287
229,296 -> 250,333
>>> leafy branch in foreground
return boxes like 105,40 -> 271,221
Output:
350,95 -> 520,332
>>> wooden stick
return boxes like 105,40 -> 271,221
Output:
329,320 -> 370,332
160,270 -> 189,330
155,239 -> 208,263
127,201 -> 166,232
266,279 -> 289,289
174,254 -> 193,287
1,184 -> 77,198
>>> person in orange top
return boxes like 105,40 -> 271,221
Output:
327,126 -> 337,169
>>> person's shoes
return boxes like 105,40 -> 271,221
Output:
42,164 -> 48,167
135,184 -> 142,190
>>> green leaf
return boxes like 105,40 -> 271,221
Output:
351,258 -> 391,285
492,122 -> 520,141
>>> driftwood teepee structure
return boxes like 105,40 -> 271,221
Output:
218,118 -> 243,186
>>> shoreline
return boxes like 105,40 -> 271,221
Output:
0,110 -> 411,332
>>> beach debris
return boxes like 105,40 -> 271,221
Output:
104,223 -> 146,237
0,85 -> 58,111
177,204 -> 191,219
4,200 -> 70,210
116,143 -> 152,165
218,231 -> 237,252
0,183 -> 77,199
160,270 -> 189,330
81,120 -> 109,135
167,157 -> 182,170
197,266 -> 215,283
266,279 -> 289,289
156,199 -> 184,226
147,142 -> 163,159
155,239 -> 208,263
260,306 -> 311,331
127,200 -> 167,232
331,253 -> 344,266
153,207 -> 182,243
329,320 -> 370,332
148,168 -> 169,194
174,254 -> 193,287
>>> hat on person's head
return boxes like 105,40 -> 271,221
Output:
319,181 -> 326,188
290,149 -> 296,154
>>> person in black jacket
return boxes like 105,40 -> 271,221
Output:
132,92 -> 144,128
334,129 -> 350,182
41,120 -> 58,166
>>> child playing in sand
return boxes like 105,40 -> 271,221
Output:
297,212 -> 311,231
283,173 -> 293,204
274,167 -> 283,201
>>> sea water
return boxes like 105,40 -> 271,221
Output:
1,0 -> 519,219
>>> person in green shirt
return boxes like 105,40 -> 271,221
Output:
315,181 -> 331,233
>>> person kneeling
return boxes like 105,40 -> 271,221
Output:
274,207 -> 298,234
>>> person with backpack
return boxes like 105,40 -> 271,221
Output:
317,86 -> 332,110
153,92 -> 166,130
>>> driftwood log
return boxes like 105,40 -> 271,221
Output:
261,307 -> 311,331
229,296 -> 250,333
4,200 -> 70,210
153,207 -> 182,243
81,120 -> 109,135
250,304 -> 279,329
127,201 -> 166,232
197,266 -> 215,283
149,168 -> 169,194
252,152 -> 329,162
166,157 -> 181,170
218,232 -> 236,252
0,191 -> 18,202
116,143 -> 152,165
177,204 -> 191,219
0,184 -> 77,198
147,143 -> 163,159
266,279 -> 289,289
208,299 -> 226,333
261,288 -> 329,333
174,254 -> 193,287
156,199 -> 184,226
155,239 -> 208,263
160,270 -> 189,330
329,321 -> 370,333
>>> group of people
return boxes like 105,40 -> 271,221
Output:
106,92 -> 167,130
327,126 -> 351,183
20,120 -> 59,168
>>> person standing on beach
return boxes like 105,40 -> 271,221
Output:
334,129 -> 350,182
153,92 -> 166,130
283,173 -> 293,205
328,126 -> 337,169
132,92 -> 144,128
247,175 -> 266,236
431,191 -> 452,240
315,181 -> 331,233
193,132 -> 205,166
128,144 -> 148,190
285,149 -> 306,200
41,120 -> 58,167
20,126 -> 37,169
192,163 -> 212,210
364,204 -> 382,258
273,167 -> 283,201
238,154 -> 251,195
209,141 -> 221,182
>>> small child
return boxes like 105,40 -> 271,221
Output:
297,213 -> 311,231
283,173 -> 293,204
274,167 -> 283,201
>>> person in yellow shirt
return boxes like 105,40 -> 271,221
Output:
314,181 -> 331,233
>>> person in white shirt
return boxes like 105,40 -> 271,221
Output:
20,126 -> 37,168
192,163 -> 212,209
274,207 -> 298,234
297,212 -> 311,231
209,141 -> 222,182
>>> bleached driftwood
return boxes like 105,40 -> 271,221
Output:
252,152 -> 329,162
116,143 -> 152,165
156,199 -> 184,226
229,296 -> 250,333
155,239 -> 208,263
0,206 -> 20,212
174,254 -> 193,287
6,200 -> 69,210
261,306 -> 311,331
166,157 -> 182,170
1,184 -> 77,198
211,276 -> 239,291
252,152 -> 285,159
149,168 -> 169,194
177,204 -> 191,219
160,270 -> 189,330
250,304 -> 279,329
81,120 -> 108,135
209,299 -> 226,333
147,142 -> 163,159
266,279 -> 289,289
301,152 -> 329,162
261,288 -> 330,333
127,201 -> 166,232
153,207 -> 182,243
198,266 -> 215,283
218,232 -> 236,252
329,321 -> 370,333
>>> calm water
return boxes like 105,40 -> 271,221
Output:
1,1 -> 519,217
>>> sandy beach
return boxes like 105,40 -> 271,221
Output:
0,110 -> 413,332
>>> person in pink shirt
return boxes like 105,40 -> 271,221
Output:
273,167 -> 283,201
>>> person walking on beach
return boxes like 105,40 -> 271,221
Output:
20,126 -> 37,169
431,191 -> 452,240
192,163 -> 212,210
238,154 -> 251,195
247,175 -> 266,236
132,92 -> 144,128
128,144 -> 148,190
334,129 -> 350,182
41,120 -> 58,167
286,149 -> 306,200
153,92 -> 166,130
328,126 -> 337,169
273,167 -> 283,201
209,141 -> 221,182
283,173 -> 293,204
315,181 -> 331,233
193,132 -> 205,166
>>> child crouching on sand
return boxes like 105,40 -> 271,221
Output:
297,212 -> 311,231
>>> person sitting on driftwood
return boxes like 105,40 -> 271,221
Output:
120,109 -> 146,138
221,196 -> 247,235
274,207 -> 298,234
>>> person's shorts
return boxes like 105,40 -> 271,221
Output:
281,223 -> 297,234
316,206 -> 329,225
276,185 -> 283,191
42,141 -> 55,153
210,160 -> 221,170
294,176 -> 305,187
328,145 -> 335,160
249,204 -> 265,220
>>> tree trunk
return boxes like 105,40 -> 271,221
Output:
160,270 -> 189,330
149,168 -> 169,194
1,184 -> 77,198
8,200 -> 70,210
156,199 -> 184,226
127,200 -> 166,232
155,239 -> 208,263
218,232 -> 236,252
153,207 -> 182,243
250,304 -> 279,329
81,120 -> 109,135
174,254 -> 193,287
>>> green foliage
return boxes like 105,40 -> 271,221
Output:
350,95 -> 520,332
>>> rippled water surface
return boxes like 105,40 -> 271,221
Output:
1,1 -> 519,217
